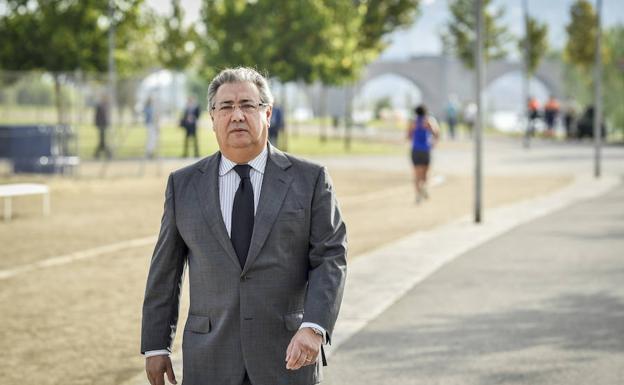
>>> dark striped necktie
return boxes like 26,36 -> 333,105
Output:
231,164 -> 254,268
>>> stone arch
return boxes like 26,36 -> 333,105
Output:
323,55 -> 565,120
354,72 -> 425,108
485,59 -> 564,100
358,57 -> 447,117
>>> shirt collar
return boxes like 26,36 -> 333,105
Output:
219,144 -> 268,176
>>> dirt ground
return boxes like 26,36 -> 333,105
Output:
0,160 -> 571,385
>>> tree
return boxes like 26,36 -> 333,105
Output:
357,0 -> 421,52
199,0 -> 419,85
442,0 -> 511,69
519,16 -> 548,75
563,0 -> 619,137
562,1 -> 598,106
0,0 -> 146,123
565,0 -> 597,71
603,25 -> 624,135
157,0 -> 198,72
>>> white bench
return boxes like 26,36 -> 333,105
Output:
0,183 -> 50,221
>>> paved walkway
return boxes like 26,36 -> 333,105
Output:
324,179 -> 624,384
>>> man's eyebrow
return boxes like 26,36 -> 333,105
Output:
216,98 -> 256,105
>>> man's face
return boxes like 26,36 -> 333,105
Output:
210,81 -> 272,155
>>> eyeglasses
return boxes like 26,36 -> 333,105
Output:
211,102 -> 269,117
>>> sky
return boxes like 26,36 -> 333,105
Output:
148,0 -> 624,61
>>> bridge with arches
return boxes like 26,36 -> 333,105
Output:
315,55 -> 565,119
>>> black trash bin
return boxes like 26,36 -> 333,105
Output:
0,124 -> 79,174
0,126 -> 12,159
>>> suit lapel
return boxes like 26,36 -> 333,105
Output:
243,146 -> 293,274
193,153 -> 241,270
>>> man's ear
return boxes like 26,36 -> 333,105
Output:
265,105 -> 273,125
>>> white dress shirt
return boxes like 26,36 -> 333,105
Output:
145,146 -> 326,358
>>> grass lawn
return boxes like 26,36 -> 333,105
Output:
73,122 -> 404,159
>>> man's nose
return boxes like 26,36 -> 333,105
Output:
230,107 -> 245,121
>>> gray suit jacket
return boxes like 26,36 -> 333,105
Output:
141,145 -> 347,385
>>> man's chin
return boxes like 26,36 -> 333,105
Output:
227,140 -> 253,149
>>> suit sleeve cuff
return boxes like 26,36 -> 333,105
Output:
144,349 -> 170,357
300,322 -> 328,345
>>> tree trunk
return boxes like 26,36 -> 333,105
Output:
320,86 -> 327,143
53,74 -> 66,125
344,86 -> 352,151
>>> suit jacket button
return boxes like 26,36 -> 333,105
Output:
240,276 -> 246,282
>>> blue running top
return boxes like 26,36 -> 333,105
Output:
411,116 -> 432,152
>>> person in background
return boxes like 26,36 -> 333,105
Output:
524,96 -> 540,148
269,101 -> 285,146
445,96 -> 459,140
94,96 -> 112,159
144,96 -> 160,159
543,95 -> 560,138
407,104 -> 440,203
563,99 -> 578,139
180,95 -> 201,158
462,102 -> 477,139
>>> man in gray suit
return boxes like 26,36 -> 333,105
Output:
141,67 -> 347,385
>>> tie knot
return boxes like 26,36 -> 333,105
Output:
234,164 -> 251,179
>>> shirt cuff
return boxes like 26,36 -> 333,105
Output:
300,322 -> 328,345
144,349 -> 170,357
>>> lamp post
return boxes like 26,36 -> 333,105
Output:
474,0 -> 484,223
593,0 -> 603,178
522,0 -> 531,148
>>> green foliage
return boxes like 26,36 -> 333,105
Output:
358,0 -> 420,51
443,0 -> 511,69
561,56 -> 592,106
565,0 -> 597,71
0,0 -> 146,73
116,6 -> 160,76
157,0 -> 198,71
0,1 -> 151,123
561,24 -> 624,135
603,25 -> 624,133
199,0 -> 419,85
518,16 -> 548,75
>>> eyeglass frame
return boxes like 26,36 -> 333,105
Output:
210,100 -> 270,117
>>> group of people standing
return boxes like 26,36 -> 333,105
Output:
93,94 -> 287,161
527,95 -> 561,139
92,94 -> 201,160
528,96 -> 605,140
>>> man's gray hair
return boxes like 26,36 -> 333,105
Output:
207,67 -> 274,109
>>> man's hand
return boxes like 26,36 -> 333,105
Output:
146,355 -> 177,385
285,328 -> 323,370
